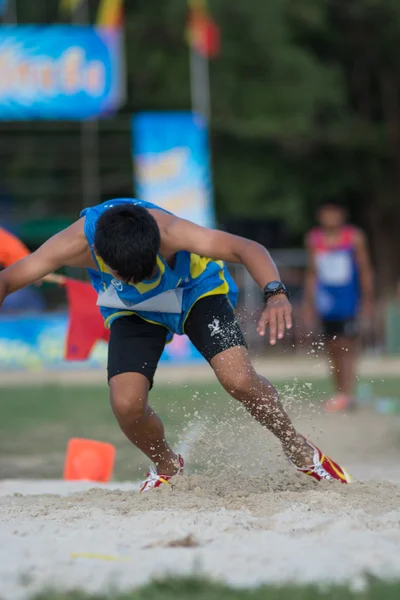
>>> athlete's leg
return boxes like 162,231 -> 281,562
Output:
211,346 -> 314,466
327,336 -> 358,397
323,320 -> 359,410
108,315 -> 178,476
185,296 -> 314,468
109,373 -> 178,475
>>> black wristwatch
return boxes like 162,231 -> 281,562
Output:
263,281 -> 290,303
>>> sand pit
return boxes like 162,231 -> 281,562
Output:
1,409 -> 400,599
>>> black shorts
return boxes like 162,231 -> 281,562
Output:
107,294 -> 247,387
321,319 -> 359,339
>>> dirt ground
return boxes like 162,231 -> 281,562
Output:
1,404 -> 400,599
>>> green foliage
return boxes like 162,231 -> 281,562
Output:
29,577 -> 400,600
10,0 -> 400,288
120,0 -> 400,287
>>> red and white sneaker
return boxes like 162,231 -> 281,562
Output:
326,394 -> 355,413
139,454 -> 184,493
295,437 -> 352,484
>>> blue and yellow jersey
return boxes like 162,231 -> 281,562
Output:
81,198 -> 237,339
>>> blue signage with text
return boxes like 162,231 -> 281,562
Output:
0,26 -> 124,119
132,112 -> 215,228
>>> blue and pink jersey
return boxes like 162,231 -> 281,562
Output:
308,226 -> 360,320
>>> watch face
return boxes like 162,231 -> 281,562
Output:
268,281 -> 281,291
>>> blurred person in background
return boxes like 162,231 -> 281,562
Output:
302,202 -> 374,412
0,225 -> 62,311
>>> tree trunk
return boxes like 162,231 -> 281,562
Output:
366,200 -> 400,297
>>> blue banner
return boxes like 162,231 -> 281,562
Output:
132,112 -> 215,228
0,26 -> 124,119
0,313 -> 203,371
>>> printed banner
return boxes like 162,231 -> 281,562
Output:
0,26 -> 124,119
132,111 -> 215,227
0,313 -> 203,371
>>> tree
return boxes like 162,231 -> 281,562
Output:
6,0 -> 400,292
208,0 -> 400,292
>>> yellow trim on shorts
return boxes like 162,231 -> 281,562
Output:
104,310 -> 170,331
104,310 -> 136,328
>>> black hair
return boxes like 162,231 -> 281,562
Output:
318,200 -> 347,212
94,203 -> 160,283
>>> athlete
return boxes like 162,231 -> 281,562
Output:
303,202 -> 374,412
0,199 -> 352,489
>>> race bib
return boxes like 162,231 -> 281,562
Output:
316,251 -> 352,286
97,286 -> 183,314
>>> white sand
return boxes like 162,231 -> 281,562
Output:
1,410 -> 400,598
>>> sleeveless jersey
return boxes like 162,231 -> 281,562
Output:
308,225 -> 360,320
81,198 -> 238,339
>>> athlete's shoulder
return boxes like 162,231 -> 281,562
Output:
305,227 -> 323,248
80,198 -> 139,217
80,198 -> 171,219
344,224 -> 364,245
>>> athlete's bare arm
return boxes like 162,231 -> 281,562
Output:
0,219 -> 92,305
154,210 -> 292,344
353,228 -> 374,317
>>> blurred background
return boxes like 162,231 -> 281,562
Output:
1,0 -> 400,479
1,0 -> 400,359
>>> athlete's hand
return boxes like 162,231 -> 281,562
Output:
257,294 -> 293,345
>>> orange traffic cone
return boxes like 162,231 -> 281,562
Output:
64,438 -> 116,482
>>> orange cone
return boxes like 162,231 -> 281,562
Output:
64,438 -> 116,482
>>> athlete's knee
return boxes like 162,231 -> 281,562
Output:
109,374 -> 149,424
218,368 -> 258,400
222,372 -> 279,413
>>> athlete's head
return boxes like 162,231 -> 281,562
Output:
317,202 -> 347,230
94,204 -> 160,283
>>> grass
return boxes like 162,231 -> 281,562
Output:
30,578 -> 400,600
0,376 -> 399,479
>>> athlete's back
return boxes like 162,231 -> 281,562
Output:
81,198 -> 237,336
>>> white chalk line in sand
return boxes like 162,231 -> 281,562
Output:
0,423 -> 204,498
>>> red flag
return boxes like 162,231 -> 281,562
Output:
97,0 -> 124,29
64,279 -> 110,361
186,0 -> 220,58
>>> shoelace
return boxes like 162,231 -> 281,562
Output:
312,462 -> 333,480
297,446 -> 333,481
141,467 -> 166,490
140,455 -> 184,491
